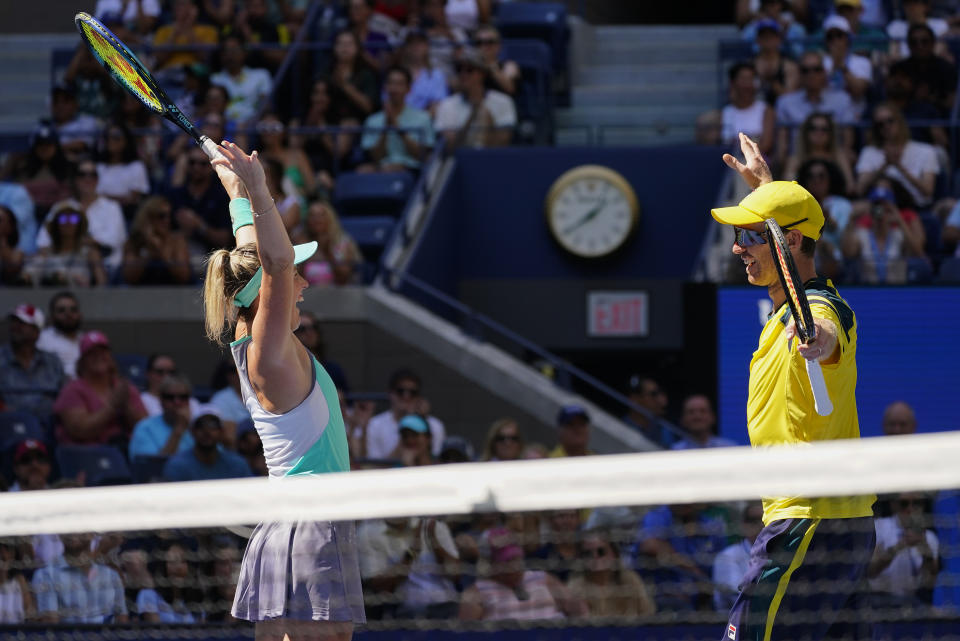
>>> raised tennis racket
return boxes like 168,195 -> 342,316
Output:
74,12 -> 220,159
764,219 -> 834,416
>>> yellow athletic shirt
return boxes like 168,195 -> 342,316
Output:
747,278 -> 875,524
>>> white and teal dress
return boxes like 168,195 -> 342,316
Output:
229,336 -> 366,624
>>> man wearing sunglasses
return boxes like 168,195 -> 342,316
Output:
713,133 -> 875,641
364,368 -> 446,460
128,374 -> 196,459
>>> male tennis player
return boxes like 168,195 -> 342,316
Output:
711,133 -> 876,641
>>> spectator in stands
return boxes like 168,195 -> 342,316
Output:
95,123 -> 149,210
0,179 -> 37,255
831,0 -> 888,54
632,502 -> 727,612
152,0 -> 219,72
751,19 -> 798,106
289,80 -> 339,185
364,368 -> 447,459
348,0 -> 395,70
821,15 -> 872,119
842,181 -> 928,283
209,356 -> 251,424
438,435 -> 474,463
140,353 -> 203,418
36,159 -> 127,272
400,30 -> 449,116
887,0 -> 949,60
129,374 -> 197,459
358,515 -> 460,620
53,329 -> 147,448
33,531 -> 129,623
888,24 -> 957,117
671,395 -> 736,450
200,535 -> 242,621
291,200 -> 362,286
162,411 -> 251,481
136,540 -> 202,622
884,63 -> 948,149
257,114 -> 318,207
261,157 -> 303,231
360,66 -> 435,173
531,509 -> 581,583
775,51 -> 856,167
797,158 -> 854,280
200,85 -> 240,144
165,147 -> 232,267
475,26 -> 519,96
50,84 -> 101,161
37,292 -> 84,378
740,0 -> 806,55
387,414 -> 434,466
63,45 -> 121,120
93,0 -> 161,41
324,30 -> 380,128
24,200 -> 108,287
0,205 -> 25,285
856,103 -> 939,210
197,0 -> 233,27
549,405 -> 593,458
292,311 -> 350,393
882,400 -> 918,436
121,196 -> 192,285
446,0 -> 490,34
0,304 -> 64,425
115,91 -> 168,184
782,113 -> 855,196
567,529 -> 656,618
713,502 -> 764,611
459,526 -> 587,620
9,438 -> 52,492
0,540 -> 33,623
420,0 -> 469,81
3,124 -> 73,218
481,417 -> 525,461
623,374 -> 673,448
435,48 -> 516,149
226,0 -> 290,71
869,491 -> 939,606
721,62 -> 774,155
210,33 -> 272,126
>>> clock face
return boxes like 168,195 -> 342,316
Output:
545,166 -> 639,258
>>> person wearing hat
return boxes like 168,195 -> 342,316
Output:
548,405 -> 594,458
10,439 -> 52,492
53,329 -> 146,448
201,141 -> 365,630
0,304 -> 64,425
389,413 -> 434,466
827,0 -> 888,54
7,124 -> 73,215
752,18 -> 798,106
433,47 -> 516,150
740,0 -> 807,57
161,409 -> 251,481
715,133 -> 876,641
821,15 -> 872,117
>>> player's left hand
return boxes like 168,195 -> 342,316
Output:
786,317 -> 839,362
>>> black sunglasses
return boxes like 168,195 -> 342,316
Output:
734,218 -> 808,248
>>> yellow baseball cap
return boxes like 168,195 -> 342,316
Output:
711,181 -> 824,240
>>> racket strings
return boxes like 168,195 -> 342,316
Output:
78,20 -> 164,113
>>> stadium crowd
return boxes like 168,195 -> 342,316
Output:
704,0 -> 960,284
0,287 -> 954,625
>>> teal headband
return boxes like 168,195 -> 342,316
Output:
233,241 -> 318,308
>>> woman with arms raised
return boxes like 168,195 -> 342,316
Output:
202,141 -> 365,640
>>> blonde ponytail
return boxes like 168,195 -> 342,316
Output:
202,243 -> 261,346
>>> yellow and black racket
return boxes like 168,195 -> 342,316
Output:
74,12 -> 220,158
765,218 -> 834,416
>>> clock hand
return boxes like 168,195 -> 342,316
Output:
562,200 -> 607,236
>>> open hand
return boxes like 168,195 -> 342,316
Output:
211,141 -> 267,194
722,132 -> 773,190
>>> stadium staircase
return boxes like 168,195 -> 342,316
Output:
557,23 -> 738,146
0,34 -> 78,133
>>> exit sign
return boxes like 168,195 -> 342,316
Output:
587,291 -> 649,337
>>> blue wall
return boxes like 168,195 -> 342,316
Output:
717,287 -> 960,443
407,146 -> 729,292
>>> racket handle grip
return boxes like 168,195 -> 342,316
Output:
805,359 -> 834,416
199,136 -> 223,160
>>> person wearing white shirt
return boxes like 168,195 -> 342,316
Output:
886,0 -> 949,59
210,34 -> 272,125
434,49 -> 516,149
361,369 -> 446,459
821,15 -> 872,119
36,292 -> 83,378
713,503 -> 764,611
868,493 -> 940,603
139,353 -> 204,420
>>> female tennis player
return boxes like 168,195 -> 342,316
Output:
202,141 -> 365,640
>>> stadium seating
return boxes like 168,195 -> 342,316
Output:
907,257 -> 934,284
342,215 -> 397,282
56,444 -> 132,486
0,411 -> 47,482
495,2 -> 569,96
333,172 -> 414,217
939,256 -> 960,282
131,455 -> 169,484
501,38 -> 554,143
114,352 -> 148,390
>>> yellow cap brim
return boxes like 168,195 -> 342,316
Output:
710,205 -> 765,227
